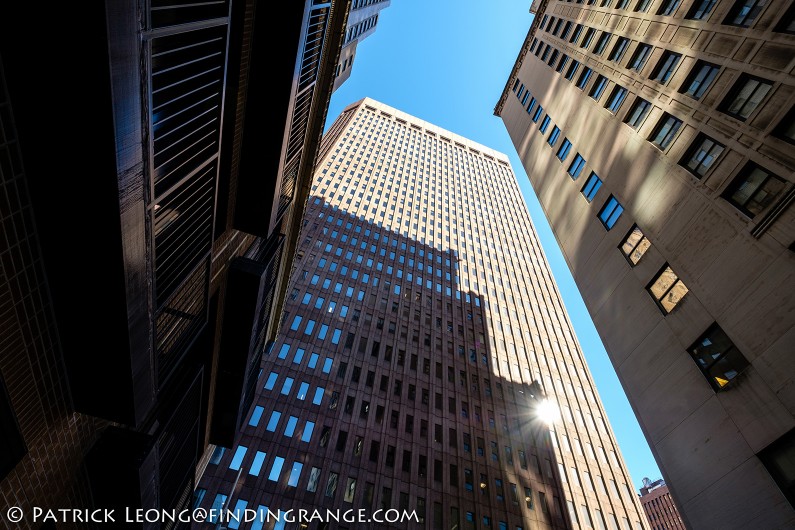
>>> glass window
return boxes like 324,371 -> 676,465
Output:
647,264 -> 689,313
593,32 -> 611,55
680,61 -> 720,99
608,37 -> 629,62
281,377 -> 294,395
284,416 -> 299,437
657,0 -> 681,15
268,456 -> 285,482
307,467 -> 321,492
248,406 -> 264,427
720,75 -> 773,120
620,225 -> 651,265
297,382 -> 309,401
547,126 -> 561,146
302,421 -> 315,442
568,154 -> 586,179
625,97 -> 651,129
581,172 -> 603,202
249,451 -> 266,476
627,43 -> 651,71
724,0 -> 768,27
605,86 -> 628,113
266,410 -> 281,432
650,51 -> 682,84
277,343 -> 290,359
230,445 -> 247,470
686,0 -> 717,19
598,195 -> 624,230
209,494 -> 227,523
565,60 -> 580,81
589,75 -> 609,100
649,113 -> 683,150
556,139 -> 572,161
576,67 -> 593,90
540,115 -> 551,133
287,462 -> 303,487
688,323 -> 750,390
680,134 -> 725,177
313,387 -> 324,405
722,163 -> 786,217
289,316 -> 302,331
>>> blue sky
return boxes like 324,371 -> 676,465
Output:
324,0 -> 661,489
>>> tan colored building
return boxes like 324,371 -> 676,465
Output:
496,0 -> 795,529
638,478 -> 686,530
195,97 -> 650,530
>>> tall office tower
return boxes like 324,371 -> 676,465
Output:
496,0 -> 795,529
332,0 -> 391,92
195,97 -> 649,530
638,478 -> 686,530
0,1 -> 349,526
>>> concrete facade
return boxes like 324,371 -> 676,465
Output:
195,97 -> 650,530
496,1 -> 795,528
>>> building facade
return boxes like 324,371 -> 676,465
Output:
638,478 -> 686,530
195,97 -> 649,530
496,1 -> 795,528
0,1 -> 350,527
332,0 -> 391,92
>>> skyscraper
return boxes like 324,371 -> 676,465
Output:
0,1 -> 349,525
333,0 -> 391,92
496,1 -> 795,529
195,97 -> 649,530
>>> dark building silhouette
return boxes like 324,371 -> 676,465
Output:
194,98 -> 649,530
0,1 -> 354,527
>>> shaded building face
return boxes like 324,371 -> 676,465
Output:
195,98 -> 649,530
496,1 -> 795,529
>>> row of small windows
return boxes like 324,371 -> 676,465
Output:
533,13 -> 795,144
513,84 -> 627,231
344,14 -> 378,44
540,0 -> 793,29
519,41 -> 790,219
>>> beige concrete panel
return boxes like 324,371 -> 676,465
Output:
733,38 -> 760,63
671,26 -> 698,47
591,271 -> 664,364
654,395 -> 753,502
751,42 -> 795,72
617,319 -> 690,400
575,236 -> 634,315
718,365 -> 795,452
753,326 -> 795,414
666,198 -> 739,282
692,30 -> 712,52
681,457 -> 795,530
694,235 -> 773,312
705,33 -> 741,56
631,345 -> 714,444
718,252 -> 795,359
556,193 -> 604,280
